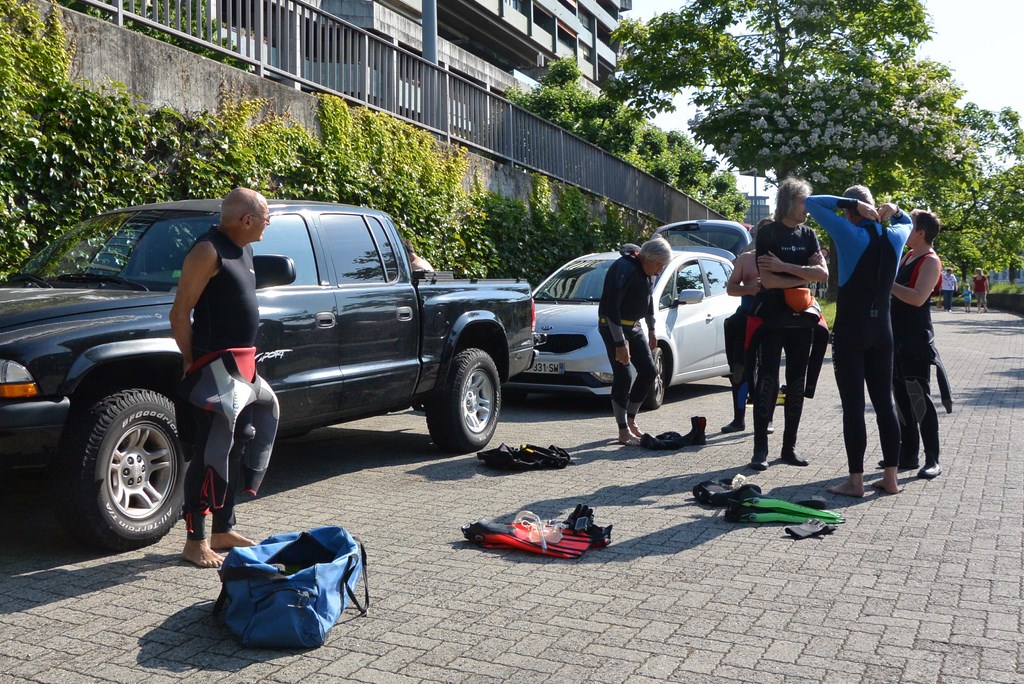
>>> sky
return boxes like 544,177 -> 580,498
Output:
624,0 -> 1022,201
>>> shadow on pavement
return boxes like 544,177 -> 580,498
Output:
136,601 -> 296,672
0,549 -> 180,613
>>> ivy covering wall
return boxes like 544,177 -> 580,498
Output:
0,0 -> 645,284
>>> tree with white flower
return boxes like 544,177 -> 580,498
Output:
609,0 -> 971,195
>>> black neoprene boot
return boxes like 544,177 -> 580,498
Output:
780,448 -> 809,467
681,416 -> 707,446
721,386 -> 746,433
918,453 -> 941,479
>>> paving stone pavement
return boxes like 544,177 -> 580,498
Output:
1,308 -> 1022,683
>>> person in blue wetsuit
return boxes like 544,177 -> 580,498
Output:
598,237 -> 672,446
747,178 -> 829,470
805,186 -> 913,497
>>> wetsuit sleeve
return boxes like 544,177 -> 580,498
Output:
645,295 -> 655,335
805,195 -> 861,260
891,209 -> 912,239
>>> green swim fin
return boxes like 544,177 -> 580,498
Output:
725,509 -> 818,524
735,496 -> 844,523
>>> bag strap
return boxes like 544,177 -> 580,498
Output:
340,541 -> 370,619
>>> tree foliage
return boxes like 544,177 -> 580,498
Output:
508,58 -> 747,221
611,0 -> 970,195
904,107 -> 1024,278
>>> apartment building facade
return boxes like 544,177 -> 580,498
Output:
321,0 -> 627,92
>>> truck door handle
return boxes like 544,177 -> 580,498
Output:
396,306 -> 413,322
315,312 -> 336,328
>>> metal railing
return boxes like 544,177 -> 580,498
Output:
74,0 -> 720,221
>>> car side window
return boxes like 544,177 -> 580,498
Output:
367,217 -> 400,283
320,214 -> 386,284
701,259 -> 729,297
251,214 -> 318,286
660,261 -> 703,308
676,262 -> 704,293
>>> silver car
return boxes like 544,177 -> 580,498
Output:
506,249 -> 740,409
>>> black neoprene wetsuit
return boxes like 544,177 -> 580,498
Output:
597,253 -> 657,428
805,196 -> 912,473
750,221 -> 821,461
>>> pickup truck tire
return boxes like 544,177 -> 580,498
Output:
425,348 -> 501,453
642,346 -> 667,411
53,389 -> 184,551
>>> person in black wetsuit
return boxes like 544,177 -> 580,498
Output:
598,237 -> 672,445
171,188 -> 278,568
805,186 -> 913,497
890,210 -> 951,479
748,178 -> 828,470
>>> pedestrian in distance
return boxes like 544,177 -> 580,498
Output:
961,285 -> 973,313
747,178 -> 829,471
597,237 -> 672,446
170,187 -> 281,568
972,268 -> 989,313
888,209 -> 951,480
940,268 -> 958,312
805,185 -> 913,497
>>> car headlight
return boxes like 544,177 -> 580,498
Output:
0,360 -> 40,399
590,372 -> 614,384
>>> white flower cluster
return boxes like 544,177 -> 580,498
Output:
691,68 -> 967,185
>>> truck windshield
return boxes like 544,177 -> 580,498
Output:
533,258 -> 612,302
19,210 -> 219,292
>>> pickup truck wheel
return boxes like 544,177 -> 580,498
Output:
53,389 -> 184,551
425,349 -> 501,453
641,346 -> 667,411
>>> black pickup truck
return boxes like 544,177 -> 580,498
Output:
0,200 -> 535,549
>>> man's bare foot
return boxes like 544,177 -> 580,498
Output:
211,530 -> 257,552
871,480 -> 903,495
617,429 -> 641,446
827,481 -> 866,498
182,539 -> 224,568
626,422 -> 644,440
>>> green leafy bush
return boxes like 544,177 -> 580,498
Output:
0,0 -> 642,280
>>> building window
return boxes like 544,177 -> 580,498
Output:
504,0 -> 525,15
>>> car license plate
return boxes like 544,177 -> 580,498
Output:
530,360 -> 564,374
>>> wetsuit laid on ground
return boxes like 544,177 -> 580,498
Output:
805,196 -> 912,474
598,252 -> 657,431
180,227 -> 280,542
748,220 -> 822,467
891,251 -> 952,476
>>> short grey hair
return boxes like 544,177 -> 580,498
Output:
773,177 -> 812,222
843,184 -> 875,206
639,237 -> 672,265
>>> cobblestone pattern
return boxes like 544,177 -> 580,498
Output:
1,309 -> 1022,683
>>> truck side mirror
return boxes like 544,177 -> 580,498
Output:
254,254 -> 296,289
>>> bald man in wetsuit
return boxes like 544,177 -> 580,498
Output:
171,188 -> 277,568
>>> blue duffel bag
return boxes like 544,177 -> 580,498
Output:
213,526 -> 369,648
